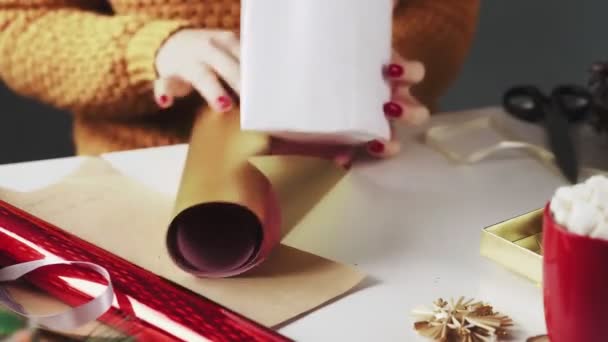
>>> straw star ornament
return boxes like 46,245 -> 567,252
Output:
412,297 -> 513,342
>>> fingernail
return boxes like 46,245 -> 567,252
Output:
384,102 -> 403,118
368,140 -> 385,154
158,94 -> 171,107
386,64 -> 405,78
218,96 -> 232,111
334,154 -> 353,169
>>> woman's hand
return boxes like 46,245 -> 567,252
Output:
152,26 -> 430,167
273,0 -> 429,164
369,53 -> 429,159
269,54 -> 429,167
154,29 -> 240,113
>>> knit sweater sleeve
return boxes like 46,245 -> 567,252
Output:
0,1 -> 190,119
392,0 -> 480,109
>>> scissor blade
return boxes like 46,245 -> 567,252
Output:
544,109 -> 579,184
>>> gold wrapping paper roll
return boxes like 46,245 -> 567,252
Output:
167,108 -> 346,277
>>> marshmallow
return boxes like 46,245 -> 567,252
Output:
591,221 -> 608,241
566,201 -> 597,236
551,200 -> 570,226
550,175 -> 608,241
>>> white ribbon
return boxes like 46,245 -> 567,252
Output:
425,116 -> 607,181
0,259 -> 114,331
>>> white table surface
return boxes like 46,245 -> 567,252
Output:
1,107 -> 602,341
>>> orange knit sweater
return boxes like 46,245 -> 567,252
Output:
0,0 -> 480,155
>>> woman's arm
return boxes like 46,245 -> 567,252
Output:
392,0 -> 481,110
0,0 -> 190,118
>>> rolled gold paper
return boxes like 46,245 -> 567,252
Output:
167,108 -> 346,278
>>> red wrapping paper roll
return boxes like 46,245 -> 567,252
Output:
543,203 -> 608,342
0,199 -> 290,342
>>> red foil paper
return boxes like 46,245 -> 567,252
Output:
0,199 -> 291,342
543,202 -> 608,342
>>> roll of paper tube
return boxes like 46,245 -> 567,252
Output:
166,108 -> 346,278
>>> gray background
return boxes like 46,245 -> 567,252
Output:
1,1 -> 607,164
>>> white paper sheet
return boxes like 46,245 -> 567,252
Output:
241,0 -> 393,144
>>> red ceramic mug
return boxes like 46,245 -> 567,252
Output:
543,202 -> 608,342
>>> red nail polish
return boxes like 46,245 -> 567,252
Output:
384,102 -> 403,118
386,64 -> 405,78
158,94 -> 170,106
368,140 -> 385,154
218,96 -> 232,110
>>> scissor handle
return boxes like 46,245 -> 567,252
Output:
551,85 -> 592,123
502,85 -> 546,123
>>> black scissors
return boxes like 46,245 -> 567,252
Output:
502,85 -> 593,184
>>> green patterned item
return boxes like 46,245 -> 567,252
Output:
0,309 -> 26,337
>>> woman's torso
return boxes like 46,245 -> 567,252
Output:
74,0 -> 242,155
108,0 -> 241,30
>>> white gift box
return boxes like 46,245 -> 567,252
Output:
241,0 -> 393,145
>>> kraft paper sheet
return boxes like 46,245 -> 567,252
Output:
0,108 -> 366,327
0,158 -> 364,327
